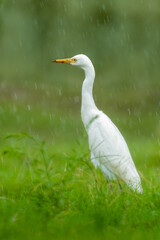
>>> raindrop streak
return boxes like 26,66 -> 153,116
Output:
27,105 -> 31,111
34,83 -> 38,90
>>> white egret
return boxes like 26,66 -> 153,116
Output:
53,54 -> 143,193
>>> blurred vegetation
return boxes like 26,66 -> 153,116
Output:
0,1 -> 160,239
0,0 -> 160,139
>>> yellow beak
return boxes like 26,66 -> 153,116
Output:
52,58 -> 74,64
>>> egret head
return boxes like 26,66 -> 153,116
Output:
53,54 -> 93,70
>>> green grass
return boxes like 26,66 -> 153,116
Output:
0,131 -> 160,240
0,82 -> 160,240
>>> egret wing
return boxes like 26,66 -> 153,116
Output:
87,111 -> 141,190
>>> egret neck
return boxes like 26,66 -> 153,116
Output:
81,63 -> 98,128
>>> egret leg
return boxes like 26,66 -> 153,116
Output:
117,179 -> 122,191
107,179 -> 113,192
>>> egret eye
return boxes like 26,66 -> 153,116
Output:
73,58 -> 77,62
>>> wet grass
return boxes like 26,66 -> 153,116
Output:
0,133 -> 160,240
0,81 -> 160,240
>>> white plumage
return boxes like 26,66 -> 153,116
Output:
53,54 -> 143,193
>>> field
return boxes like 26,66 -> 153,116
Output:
0,78 -> 160,240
